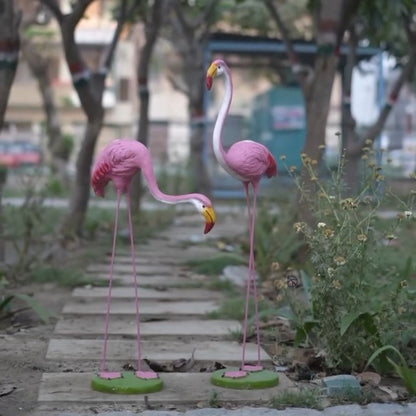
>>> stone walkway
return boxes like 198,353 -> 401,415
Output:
34,213 -> 294,415
33,213 -> 416,416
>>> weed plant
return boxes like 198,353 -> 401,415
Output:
276,144 -> 416,372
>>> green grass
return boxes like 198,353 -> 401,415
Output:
269,388 -> 322,410
206,296 -> 273,321
187,253 -> 245,276
204,277 -> 236,293
30,266 -> 108,288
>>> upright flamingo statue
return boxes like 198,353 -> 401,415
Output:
90,138 -> 215,393
206,59 -> 279,389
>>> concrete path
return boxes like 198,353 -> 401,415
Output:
35,213 -> 294,415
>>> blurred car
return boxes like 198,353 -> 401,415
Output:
0,141 -> 42,168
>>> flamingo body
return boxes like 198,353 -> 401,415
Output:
92,139 -> 147,196
206,59 -> 277,375
225,140 -> 277,182
90,138 -> 215,382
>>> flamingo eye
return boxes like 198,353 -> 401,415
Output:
202,205 -> 206,208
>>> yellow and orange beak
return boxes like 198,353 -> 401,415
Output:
206,62 -> 217,90
202,206 -> 216,234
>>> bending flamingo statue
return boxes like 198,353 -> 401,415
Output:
90,138 -> 215,393
206,59 -> 278,388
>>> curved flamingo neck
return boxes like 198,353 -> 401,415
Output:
141,158 -> 198,205
212,65 -> 232,172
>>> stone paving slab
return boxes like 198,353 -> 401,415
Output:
89,274 -> 198,287
37,372 -> 293,405
46,339 -> 272,364
104,255 -> 184,265
30,403 -> 416,416
87,264 -> 176,275
55,317 -> 240,337
62,299 -> 218,316
113,245 -> 221,261
72,287 -> 222,301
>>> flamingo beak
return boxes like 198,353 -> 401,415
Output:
206,63 -> 217,90
203,206 -> 216,234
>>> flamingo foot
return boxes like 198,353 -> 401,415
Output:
135,371 -> 159,380
223,370 -> 248,378
211,368 -> 279,389
242,364 -> 263,372
91,371 -> 163,394
98,371 -> 122,380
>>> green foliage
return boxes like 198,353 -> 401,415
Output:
0,165 -> 7,186
358,0 -> 416,57
23,27 -> 56,39
283,148 -> 416,371
367,345 -> 416,395
226,0 -> 310,37
187,254 -> 245,276
254,203 -> 304,279
45,176 -> 67,197
0,276 -> 53,323
269,388 -> 322,410
208,389 -> 220,408
206,296 -> 271,321
31,266 -> 106,288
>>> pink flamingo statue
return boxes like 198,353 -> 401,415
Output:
90,138 -> 215,393
206,59 -> 278,388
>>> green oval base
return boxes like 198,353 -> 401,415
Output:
91,372 -> 163,394
211,368 -> 279,390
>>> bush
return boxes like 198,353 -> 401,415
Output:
277,146 -> 416,371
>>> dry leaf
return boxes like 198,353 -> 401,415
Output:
356,371 -> 381,386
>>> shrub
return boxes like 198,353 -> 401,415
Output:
279,146 -> 416,371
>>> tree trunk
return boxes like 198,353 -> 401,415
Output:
0,0 -> 21,130
189,114 -> 211,195
130,0 -> 165,215
129,84 -> 150,215
60,113 -> 103,238
298,54 -> 339,224
20,39 -> 69,182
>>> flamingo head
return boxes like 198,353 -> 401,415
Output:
206,59 -> 226,90
191,197 -> 216,234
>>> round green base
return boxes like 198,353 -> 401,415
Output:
91,372 -> 163,394
211,368 -> 279,390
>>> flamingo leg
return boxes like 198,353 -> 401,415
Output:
249,182 -> 262,367
240,183 -> 252,369
99,190 -> 122,377
240,182 -> 262,371
125,190 -> 142,372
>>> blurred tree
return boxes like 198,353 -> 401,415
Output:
40,0 -> 140,239
264,0 -> 362,223
20,1 -> 70,184
164,0 -> 222,196
342,1 -> 416,190
0,0 -> 21,131
128,0 -> 166,215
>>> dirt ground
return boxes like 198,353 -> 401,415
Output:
0,282 -> 71,416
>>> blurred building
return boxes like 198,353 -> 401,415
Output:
3,0 -> 186,171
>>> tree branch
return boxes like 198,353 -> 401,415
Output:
192,0 -> 218,29
67,0 -> 95,31
348,27 -> 416,157
167,72 -> 189,96
101,0 -> 129,71
170,0 -> 192,33
263,0 -> 312,90
263,0 -> 298,65
336,0 -> 362,49
39,0 -> 63,23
